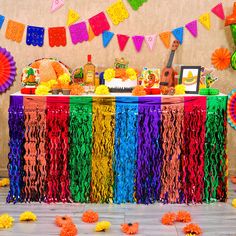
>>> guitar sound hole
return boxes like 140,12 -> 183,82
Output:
164,71 -> 169,76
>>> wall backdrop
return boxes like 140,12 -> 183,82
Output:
0,0 -> 235,176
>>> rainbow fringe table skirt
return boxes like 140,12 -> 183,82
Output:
7,94 -> 228,204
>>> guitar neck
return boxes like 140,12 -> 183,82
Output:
167,50 -> 175,68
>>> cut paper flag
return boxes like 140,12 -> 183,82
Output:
211,3 -> 225,20
132,35 -> 145,52
172,27 -> 184,44
102,31 -> 114,47
159,31 -> 171,48
69,21 -> 89,45
199,13 -> 211,30
127,0 -> 148,11
89,12 -> 110,36
48,27 -> 67,47
145,34 -> 156,50
0,15 -> 5,29
26,26 -> 45,47
67,9 -> 80,26
88,25 -> 95,41
51,0 -> 64,13
106,0 -> 129,25
5,20 -> 25,43
185,20 -> 198,37
117,34 -> 129,51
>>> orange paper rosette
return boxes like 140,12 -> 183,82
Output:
60,223 -> 78,236
121,222 -> 139,235
176,211 -> 192,223
211,48 -> 231,70
82,210 -> 99,223
161,212 -> 176,225
183,223 -> 202,235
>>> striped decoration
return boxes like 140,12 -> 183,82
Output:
7,95 -> 228,204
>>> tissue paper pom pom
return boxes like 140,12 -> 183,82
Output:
0,214 -> 14,229
58,73 -> 71,85
95,85 -> 110,95
232,198 -> 236,208
70,84 -> 85,95
161,212 -> 176,225
82,210 -> 99,223
121,223 -> 139,235
126,68 -> 137,80
95,221 -> 111,232
55,216 -> 73,227
211,48 -> 231,70
104,68 -> 115,82
183,223 -> 202,235
0,178 -> 10,187
35,85 -> 50,95
176,211 -> 191,223
19,211 -> 37,222
175,84 -> 186,95
60,223 -> 78,236
132,85 -> 146,96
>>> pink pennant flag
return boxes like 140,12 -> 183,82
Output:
145,34 -> 156,50
185,20 -> 198,37
211,3 -> 225,20
51,0 -> 64,13
117,34 -> 129,51
132,35 -> 145,52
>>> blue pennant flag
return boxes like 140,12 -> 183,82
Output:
102,31 -> 114,48
0,15 -> 5,29
172,27 -> 184,44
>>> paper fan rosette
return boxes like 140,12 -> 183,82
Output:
0,47 -> 17,93
228,89 -> 236,130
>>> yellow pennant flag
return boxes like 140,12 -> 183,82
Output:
199,13 -> 211,30
67,9 -> 80,26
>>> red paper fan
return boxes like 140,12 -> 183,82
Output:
228,89 -> 236,130
0,47 -> 17,93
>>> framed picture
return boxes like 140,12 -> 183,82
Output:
179,66 -> 201,94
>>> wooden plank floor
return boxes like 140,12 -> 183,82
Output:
0,184 -> 236,236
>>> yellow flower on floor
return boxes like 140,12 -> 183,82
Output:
186,234 -> 196,236
0,178 -> 10,187
19,211 -> 37,222
232,198 -> 236,208
0,214 -> 14,229
95,221 -> 111,232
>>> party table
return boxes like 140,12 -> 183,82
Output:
7,93 -> 228,204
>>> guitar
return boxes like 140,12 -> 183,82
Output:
160,40 -> 180,89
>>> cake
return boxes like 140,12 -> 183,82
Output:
104,58 -> 137,92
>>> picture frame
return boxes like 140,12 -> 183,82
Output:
179,66 -> 201,94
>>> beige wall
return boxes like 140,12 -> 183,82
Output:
0,0 -> 236,176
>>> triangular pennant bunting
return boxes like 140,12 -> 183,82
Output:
51,0 -> 64,13
185,20 -> 198,37
132,35 -> 145,52
159,31 -> 171,48
117,34 -> 129,51
211,3 -> 225,20
88,25 -> 95,41
67,9 -> 80,26
172,27 -> 184,44
0,15 -> 5,29
199,13 -> 211,30
102,31 -> 114,47
145,34 -> 156,50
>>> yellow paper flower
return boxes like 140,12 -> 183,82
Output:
19,211 -> 37,222
126,68 -> 137,80
232,198 -> 236,208
35,85 -> 50,95
95,221 -> 111,232
0,214 -> 14,229
0,178 -> 10,187
58,73 -> 71,85
95,85 -> 110,95
42,79 -> 58,89
175,84 -> 186,95
104,68 -> 115,82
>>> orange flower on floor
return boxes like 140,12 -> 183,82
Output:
211,48 -> 231,70
55,216 -> 73,227
183,223 -> 202,235
82,210 -> 99,223
176,211 -> 192,223
132,85 -> 146,96
60,223 -> 78,236
161,212 -> 176,225
121,222 -> 139,235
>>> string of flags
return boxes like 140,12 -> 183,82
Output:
0,1 -> 225,52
